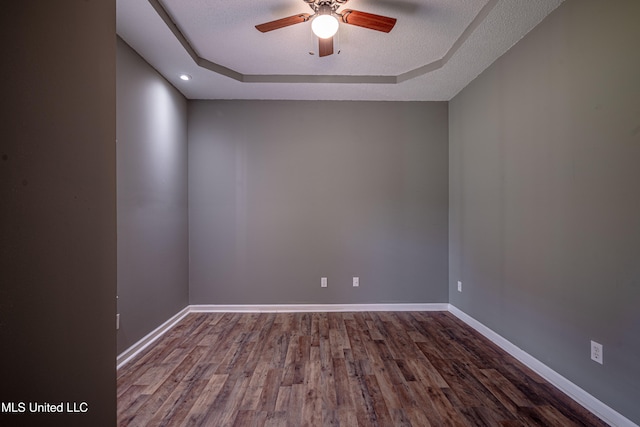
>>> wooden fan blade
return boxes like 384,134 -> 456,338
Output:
318,36 -> 334,57
255,13 -> 310,32
341,9 -> 396,32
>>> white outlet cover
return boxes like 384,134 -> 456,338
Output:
457,281 -> 462,292
591,340 -> 603,364
321,277 -> 327,288
353,277 -> 359,287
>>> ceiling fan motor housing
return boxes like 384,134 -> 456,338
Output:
305,0 -> 349,15
318,4 -> 333,16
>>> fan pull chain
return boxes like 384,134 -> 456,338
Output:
309,27 -> 316,55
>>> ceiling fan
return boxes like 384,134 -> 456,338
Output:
255,0 -> 397,57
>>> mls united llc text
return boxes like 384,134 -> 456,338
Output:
2,401 -> 88,414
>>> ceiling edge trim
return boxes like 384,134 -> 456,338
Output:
242,74 -> 397,84
150,0 -> 498,85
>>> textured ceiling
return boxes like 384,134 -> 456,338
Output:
116,0 -> 564,100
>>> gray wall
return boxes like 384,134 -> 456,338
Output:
189,100 -> 448,305
449,0 -> 640,423
116,38 -> 189,354
0,2 -> 116,426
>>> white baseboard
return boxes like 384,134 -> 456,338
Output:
189,303 -> 449,313
116,306 -> 190,370
448,305 -> 637,427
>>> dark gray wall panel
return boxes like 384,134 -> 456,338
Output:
116,38 -> 189,354
0,2 -> 116,425
189,100 -> 448,305
449,0 -> 640,423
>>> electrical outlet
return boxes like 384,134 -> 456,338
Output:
457,281 -> 462,292
321,277 -> 327,288
116,314 -> 120,330
591,340 -> 603,364
353,277 -> 359,287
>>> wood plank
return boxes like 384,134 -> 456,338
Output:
478,368 -> 530,411
257,368 -> 283,412
179,374 -> 228,426
145,362 -> 214,426
409,383 -> 464,427
273,386 -> 290,412
364,374 -> 394,425
263,410 -> 287,427
202,374 -> 251,426
319,338 -> 338,410
301,346 -> 322,426
332,357 -> 353,408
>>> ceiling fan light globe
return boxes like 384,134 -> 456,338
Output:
312,15 -> 339,39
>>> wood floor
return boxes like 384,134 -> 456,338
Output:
117,311 -> 607,426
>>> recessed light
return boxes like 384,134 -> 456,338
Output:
179,74 -> 191,81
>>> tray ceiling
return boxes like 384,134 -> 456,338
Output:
116,0 -> 564,100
